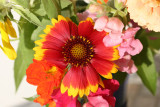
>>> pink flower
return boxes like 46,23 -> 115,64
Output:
83,96 -> 109,107
51,89 -> 81,107
115,54 -> 137,73
118,27 -> 143,58
94,16 -> 124,47
77,4 -> 105,22
77,10 -> 97,22
83,79 -> 119,107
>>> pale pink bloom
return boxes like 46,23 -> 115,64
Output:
77,10 -> 97,22
127,0 -> 160,32
118,27 -> 143,58
103,32 -> 123,47
115,54 -> 137,74
77,4 -> 105,22
94,16 -> 124,47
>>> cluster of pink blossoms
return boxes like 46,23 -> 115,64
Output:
77,7 -> 143,74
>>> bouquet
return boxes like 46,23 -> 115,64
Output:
0,0 -> 159,107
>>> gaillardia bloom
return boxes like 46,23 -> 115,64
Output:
0,18 -> 17,60
127,0 -> 160,32
34,15 -> 119,97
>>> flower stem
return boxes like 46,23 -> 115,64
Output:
52,0 -> 61,15
71,0 -> 77,15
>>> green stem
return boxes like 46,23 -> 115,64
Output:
71,0 -> 77,15
10,38 -> 19,41
52,0 -> 61,15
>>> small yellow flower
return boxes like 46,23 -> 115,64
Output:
0,18 -> 17,60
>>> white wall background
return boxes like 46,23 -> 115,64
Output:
0,11 -> 40,107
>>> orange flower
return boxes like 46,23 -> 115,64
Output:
127,0 -> 160,32
26,60 -> 63,106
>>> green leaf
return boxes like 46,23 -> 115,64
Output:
11,0 -> 30,8
113,71 -> 127,84
145,32 -> 160,50
31,18 -> 52,41
25,95 -> 39,101
46,104 -> 49,107
13,6 -> 41,26
42,0 -> 59,19
60,0 -> 72,9
14,18 -> 36,91
133,36 -> 158,95
30,0 -> 46,16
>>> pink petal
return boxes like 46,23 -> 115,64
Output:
88,96 -> 109,107
94,16 -> 108,31
103,33 -> 123,47
77,10 -> 97,21
115,55 -> 138,74
104,17 -> 124,33
127,59 -> 138,74
83,103 -> 93,107
51,89 -> 77,107
127,39 -> 143,56
123,27 -> 140,39
118,47 -> 127,58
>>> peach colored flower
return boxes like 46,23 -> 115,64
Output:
127,0 -> 160,32
88,4 -> 106,15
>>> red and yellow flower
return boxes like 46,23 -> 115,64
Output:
33,15 -> 119,98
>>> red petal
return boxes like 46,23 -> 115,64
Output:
43,49 -> 63,61
50,20 -> 70,42
103,96 -> 116,107
94,41 -> 119,61
83,64 -> 99,86
61,67 -> 89,96
68,20 -> 78,36
103,79 -> 119,95
91,57 -> 116,76
87,30 -> 106,45
42,34 -> 65,50
78,18 -> 94,37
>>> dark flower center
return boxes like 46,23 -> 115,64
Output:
62,36 -> 94,67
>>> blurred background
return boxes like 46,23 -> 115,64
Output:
0,10 -> 160,107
